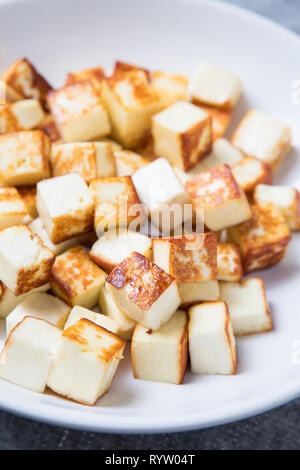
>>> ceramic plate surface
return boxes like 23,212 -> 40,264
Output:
0,0 -> 299,433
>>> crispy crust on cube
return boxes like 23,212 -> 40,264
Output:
2,58 -> 52,109
50,246 -> 106,303
113,61 -> 151,81
106,71 -> 158,109
186,164 -> 242,208
232,156 -> 273,196
180,115 -> 213,171
228,204 -> 291,273
63,318 -> 125,362
51,207 -> 94,244
65,67 -> 105,92
51,143 -> 97,183
17,186 -> 37,218
197,105 -> 232,141
217,243 -> 243,281
106,252 -> 175,311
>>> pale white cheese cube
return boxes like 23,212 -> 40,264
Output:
63,305 -> 123,338
0,283 -> 50,319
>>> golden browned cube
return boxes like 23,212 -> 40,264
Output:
197,105 -> 232,141
231,110 -> 292,170
47,81 -> 111,142
0,99 -> 45,133
186,164 -> 252,231
106,251 -> 182,330
89,175 -> 144,236
0,225 -> 55,296
217,243 -> 243,282
2,58 -> 53,109
18,186 -> 38,219
151,71 -> 188,108
228,203 -> 292,273
152,101 -> 212,171
232,156 -> 272,198
37,173 -> 94,244
0,186 -> 32,229
50,245 -> 107,308
65,66 -> 105,93
102,69 -> 161,148
51,142 -> 116,183
253,184 -> 300,231
114,150 -> 149,176
0,130 -> 51,186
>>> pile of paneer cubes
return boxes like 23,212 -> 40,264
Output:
0,57 -> 297,406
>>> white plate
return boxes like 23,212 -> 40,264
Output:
0,0 -> 300,434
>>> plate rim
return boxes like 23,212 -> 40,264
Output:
0,0 -> 300,433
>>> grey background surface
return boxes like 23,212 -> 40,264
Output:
1,0 -> 300,450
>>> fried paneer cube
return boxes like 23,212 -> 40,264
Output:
188,138 -> 244,174
253,184 -> 300,231
189,301 -> 236,375
2,58 -> 52,109
228,203 -> 291,273
178,280 -> 220,306
114,150 -> 149,176
217,243 -> 243,282
151,71 -> 188,108
47,81 -> 111,142
6,292 -> 71,335
0,225 -> 54,296
197,105 -> 232,141
90,228 -> 152,272
132,158 -> 191,234
106,252 -> 181,330
232,156 -> 272,197
89,175 -> 144,236
231,110 -> 292,170
152,101 -> 212,171
102,69 -> 161,148
47,319 -> 125,405
131,310 -> 188,384
186,164 -> 252,231
65,66 -> 105,93
37,114 -> 61,143
187,62 -> 242,110
0,130 -> 51,186
0,99 -> 45,133
0,317 -> 61,392
220,277 -> 273,336
18,186 -> 38,218
51,142 -> 116,183
50,246 -> 106,308
37,173 -> 94,243
29,218 -> 80,256
0,186 -> 32,229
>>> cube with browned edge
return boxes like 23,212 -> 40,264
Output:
178,280 -> 220,306
0,82 -> 24,104
0,186 -> 32,229
227,203 -> 291,273
0,225 -> 54,296
0,99 -> 45,133
47,318 -> 126,405
131,310 -> 188,384
37,173 -> 94,244
6,292 -> 71,335
0,317 -> 61,392
2,58 -> 52,109
102,69 -> 161,148
65,66 -> 105,93
114,150 -> 149,176
220,277 -> 272,336
0,282 -> 50,319
186,164 -> 252,232
37,114 -> 61,142
63,305 -> 125,339
89,175 -> 144,237
106,252 -> 181,330
231,110 -> 292,171
18,186 -> 38,218
132,158 -> 191,234
47,81 -> 111,143
253,184 -> 300,231
0,130 -> 50,186
217,243 -> 243,282
189,301 -> 236,375
50,245 -> 106,308
151,71 -> 188,108
196,105 -> 232,141
187,62 -> 242,110
99,285 -> 136,341
50,142 -> 116,183
153,233 -> 217,282
232,156 -> 272,197
113,61 -> 151,80
152,101 -> 212,171
29,218 -> 80,256
90,228 -> 152,272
